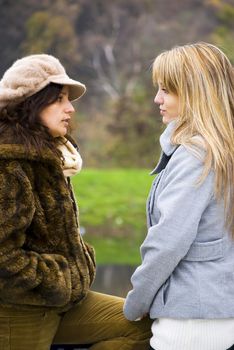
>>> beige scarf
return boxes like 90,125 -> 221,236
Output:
57,138 -> 83,177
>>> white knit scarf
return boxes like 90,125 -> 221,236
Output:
57,137 -> 83,177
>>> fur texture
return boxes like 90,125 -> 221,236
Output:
0,132 -> 95,312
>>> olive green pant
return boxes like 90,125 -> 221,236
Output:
0,291 -> 152,350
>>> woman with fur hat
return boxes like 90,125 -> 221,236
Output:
0,54 -> 152,350
124,42 -> 234,350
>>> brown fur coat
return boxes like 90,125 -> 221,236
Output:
0,132 -> 95,311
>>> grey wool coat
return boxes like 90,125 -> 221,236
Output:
0,129 -> 95,312
124,121 -> 234,321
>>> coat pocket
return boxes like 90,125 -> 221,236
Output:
162,277 -> 170,306
183,238 -> 224,262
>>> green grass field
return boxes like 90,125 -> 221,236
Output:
71,169 -> 153,264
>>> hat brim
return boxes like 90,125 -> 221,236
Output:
49,75 -> 86,101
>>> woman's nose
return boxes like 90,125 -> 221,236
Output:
66,101 -> 75,114
154,91 -> 163,105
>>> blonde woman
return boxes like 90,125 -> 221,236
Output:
124,42 -> 234,350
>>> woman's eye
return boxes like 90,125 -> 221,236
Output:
161,88 -> 168,94
57,95 -> 63,102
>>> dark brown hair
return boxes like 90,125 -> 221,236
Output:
0,83 -> 65,158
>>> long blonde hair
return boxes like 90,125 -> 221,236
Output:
152,42 -> 234,236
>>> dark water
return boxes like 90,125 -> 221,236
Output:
91,264 -> 136,297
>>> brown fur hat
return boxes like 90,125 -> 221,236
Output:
0,54 -> 86,110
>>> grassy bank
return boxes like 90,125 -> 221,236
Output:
72,168 -> 153,264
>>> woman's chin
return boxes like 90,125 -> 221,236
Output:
50,129 -> 67,138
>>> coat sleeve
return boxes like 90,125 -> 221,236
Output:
0,165 -> 72,307
123,146 -> 214,321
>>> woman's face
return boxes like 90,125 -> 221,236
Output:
154,82 -> 179,124
40,86 -> 75,137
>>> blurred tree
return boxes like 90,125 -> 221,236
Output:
22,0 -> 81,72
74,0 -> 220,167
105,84 -> 162,168
210,2 -> 234,62
0,0 -> 42,74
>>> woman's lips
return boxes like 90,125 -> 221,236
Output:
62,119 -> 70,126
